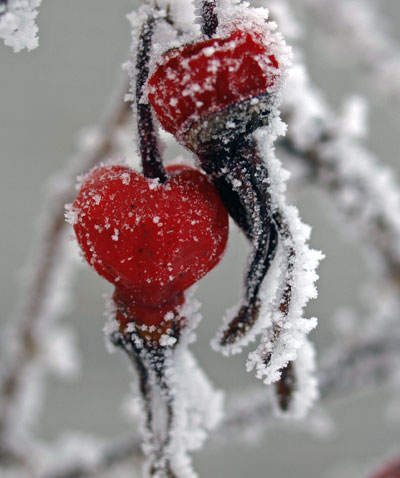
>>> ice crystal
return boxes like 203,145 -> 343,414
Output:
0,0 -> 41,51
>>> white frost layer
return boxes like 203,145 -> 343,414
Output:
216,0 -> 292,90
273,338 -> 319,419
245,129 -> 322,394
144,288 -> 223,478
284,63 -> 400,268
0,0 -> 41,51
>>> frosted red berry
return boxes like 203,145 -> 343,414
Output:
71,164 -> 228,326
148,29 -> 279,152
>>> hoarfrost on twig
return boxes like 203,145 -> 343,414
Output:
0,0 -> 41,52
0,78 -> 131,459
299,0 -> 400,104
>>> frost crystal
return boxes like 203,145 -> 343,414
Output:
0,0 -> 41,52
244,131 -> 323,415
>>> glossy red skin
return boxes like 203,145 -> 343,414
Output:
148,29 -> 278,140
114,288 -> 185,329
73,164 -> 229,313
372,459 -> 400,478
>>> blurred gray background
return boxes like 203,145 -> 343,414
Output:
1,1 -> 400,477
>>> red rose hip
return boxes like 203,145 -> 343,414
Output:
148,28 -> 280,153
70,163 -> 229,327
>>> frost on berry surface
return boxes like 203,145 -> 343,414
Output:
146,1 -> 291,148
70,161 -> 228,310
0,0 -> 41,51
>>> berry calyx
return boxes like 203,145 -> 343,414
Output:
114,287 -> 186,342
71,163 -> 229,327
148,28 -> 279,153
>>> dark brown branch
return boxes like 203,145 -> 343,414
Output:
201,142 -> 278,346
112,328 -> 181,478
201,140 -> 297,409
200,0 -> 219,38
136,12 -> 167,182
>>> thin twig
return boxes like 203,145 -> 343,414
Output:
136,11 -> 167,182
41,435 -> 142,478
278,130 -> 400,285
0,77 -> 131,456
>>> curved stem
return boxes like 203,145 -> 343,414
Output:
136,12 -> 167,183
201,141 -> 278,346
112,327 -> 180,478
201,138 -> 297,408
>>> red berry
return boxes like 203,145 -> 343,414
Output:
72,164 -> 229,325
148,29 -> 279,151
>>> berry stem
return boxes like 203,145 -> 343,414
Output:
200,0 -> 219,38
111,327 -> 180,478
136,12 -> 168,183
200,140 -> 278,344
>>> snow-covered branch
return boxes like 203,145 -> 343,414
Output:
298,0 -> 400,104
0,77 -> 131,460
279,64 -> 400,282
